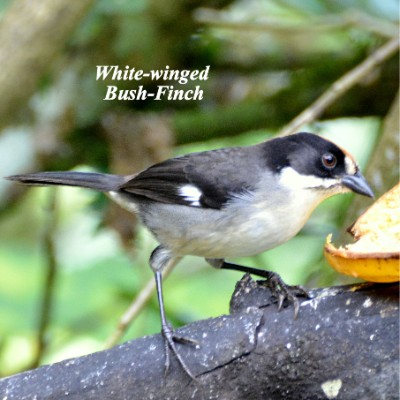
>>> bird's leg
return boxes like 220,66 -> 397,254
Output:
207,258 -> 309,319
150,246 -> 197,379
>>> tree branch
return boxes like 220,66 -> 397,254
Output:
278,37 -> 400,137
195,7 -> 398,38
1,276 -> 398,400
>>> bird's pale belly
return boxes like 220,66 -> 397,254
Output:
170,224 -> 295,258
146,202 -> 313,259
111,188 -> 322,259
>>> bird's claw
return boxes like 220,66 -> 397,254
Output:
259,272 -> 310,319
161,322 -> 198,380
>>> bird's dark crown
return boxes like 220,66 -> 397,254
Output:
263,132 -> 351,178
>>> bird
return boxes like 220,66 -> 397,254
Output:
6,132 -> 374,379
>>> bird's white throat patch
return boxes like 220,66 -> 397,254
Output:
279,167 -> 339,191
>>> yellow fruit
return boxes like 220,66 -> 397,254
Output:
324,183 -> 400,282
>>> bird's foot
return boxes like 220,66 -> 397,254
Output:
214,260 -> 310,319
161,321 -> 198,380
259,271 -> 310,319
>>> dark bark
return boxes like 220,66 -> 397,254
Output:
0,276 -> 398,400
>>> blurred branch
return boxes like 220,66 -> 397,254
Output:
0,0 -> 94,128
104,260 -> 177,349
278,37 -> 400,137
346,9 -> 399,38
31,189 -> 59,369
195,8 -> 344,33
195,8 -> 398,38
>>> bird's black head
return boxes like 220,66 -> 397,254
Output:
265,132 -> 374,198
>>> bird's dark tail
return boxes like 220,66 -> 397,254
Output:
5,171 -> 125,192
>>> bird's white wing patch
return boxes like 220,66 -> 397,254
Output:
179,184 -> 202,206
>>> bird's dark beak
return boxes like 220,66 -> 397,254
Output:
342,170 -> 374,198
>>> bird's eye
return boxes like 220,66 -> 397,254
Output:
321,153 -> 337,169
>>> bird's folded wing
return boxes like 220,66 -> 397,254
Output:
120,147 -> 260,209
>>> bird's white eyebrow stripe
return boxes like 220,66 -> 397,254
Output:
179,184 -> 202,206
